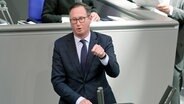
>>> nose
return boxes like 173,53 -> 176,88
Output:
76,20 -> 81,25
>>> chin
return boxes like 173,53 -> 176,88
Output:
75,32 -> 83,37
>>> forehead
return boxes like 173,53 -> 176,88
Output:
69,6 -> 87,18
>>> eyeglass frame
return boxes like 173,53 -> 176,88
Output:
70,15 -> 89,24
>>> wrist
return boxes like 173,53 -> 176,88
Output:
99,53 -> 106,59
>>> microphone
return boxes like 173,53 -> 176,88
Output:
97,87 -> 105,104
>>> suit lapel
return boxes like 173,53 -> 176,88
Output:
66,32 -> 99,79
84,32 -> 98,78
66,33 -> 83,77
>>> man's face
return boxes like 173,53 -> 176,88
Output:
69,6 -> 91,38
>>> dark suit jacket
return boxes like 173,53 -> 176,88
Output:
51,31 -> 120,104
42,0 -> 97,23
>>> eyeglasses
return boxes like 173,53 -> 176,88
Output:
70,16 -> 88,24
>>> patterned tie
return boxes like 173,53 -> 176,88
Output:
80,39 -> 87,74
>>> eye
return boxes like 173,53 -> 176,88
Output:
79,17 -> 84,20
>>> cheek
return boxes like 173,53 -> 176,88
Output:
83,22 -> 91,28
71,25 -> 77,32
72,25 -> 77,29
82,25 -> 89,31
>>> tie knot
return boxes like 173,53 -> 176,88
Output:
80,39 -> 86,44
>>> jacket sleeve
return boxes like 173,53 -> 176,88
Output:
41,0 -> 62,23
41,0 -> 98,23
169,0 -> 184,24
103,36 -> 120,78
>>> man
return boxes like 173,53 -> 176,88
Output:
156,0 -> 184,104
41,0 -> 100,23
51,2 -> 120,104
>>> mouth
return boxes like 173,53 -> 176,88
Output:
76,27 -> 82,32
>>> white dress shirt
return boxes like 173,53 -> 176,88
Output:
73,32 -> 109,104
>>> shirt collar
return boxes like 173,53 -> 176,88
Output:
74,32 -> 91,44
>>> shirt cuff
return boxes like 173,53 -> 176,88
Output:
169,6 -> 173,15
61,16 -> 70,23
100,54 -> 109,66
76,96 -> 85,104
